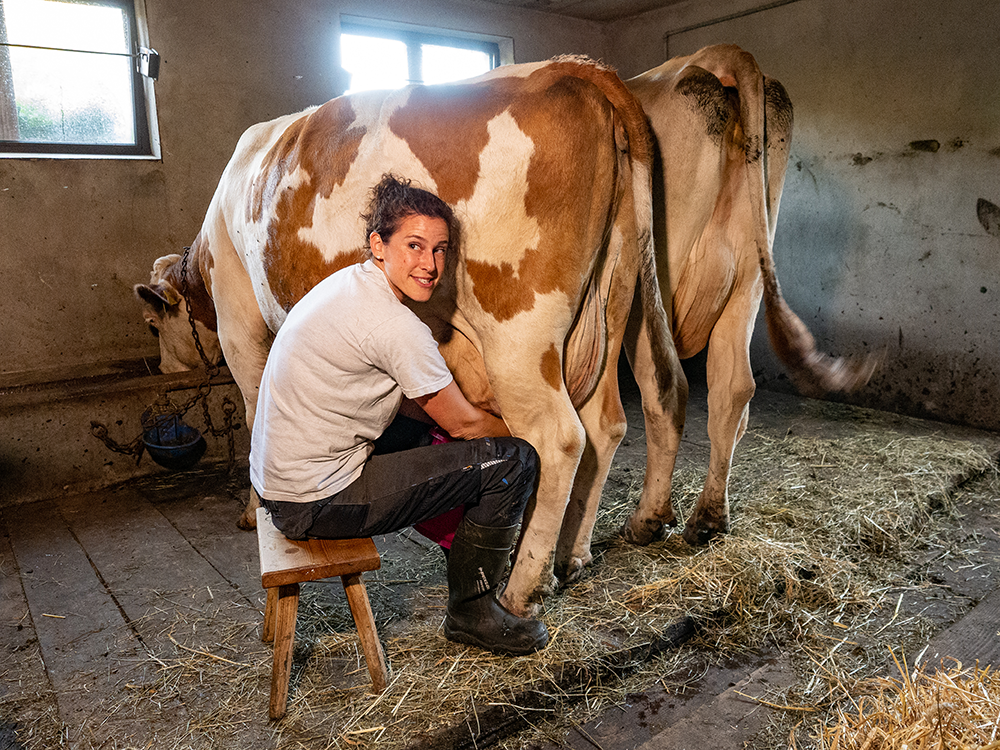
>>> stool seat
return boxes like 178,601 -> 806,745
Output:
256,507 -> 388,720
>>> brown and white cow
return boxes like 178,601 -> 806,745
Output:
619,44 -> 873,547
138,46 -> 873,611
135,56 -> 682,616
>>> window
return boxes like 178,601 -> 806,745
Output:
0,0 -> 157,157
340,19 -> 500,95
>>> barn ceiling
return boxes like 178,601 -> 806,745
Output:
475,0 -> 684,23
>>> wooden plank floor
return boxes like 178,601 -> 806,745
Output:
1,464 -> 449,750
1,473 -> 275,748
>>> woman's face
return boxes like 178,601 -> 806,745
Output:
371,213 -> 449,303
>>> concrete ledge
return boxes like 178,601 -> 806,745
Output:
1,360 -> 236,407
0,360 -> 250,508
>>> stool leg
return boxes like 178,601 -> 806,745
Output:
270,582 -> 299,720
342,572 -> 389,692
262,586 -> 277,643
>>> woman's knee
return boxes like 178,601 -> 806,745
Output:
468,437 -> 537,524
493,436 -> 538,471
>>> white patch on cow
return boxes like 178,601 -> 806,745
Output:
457,112 -> 539,269
303,87 -> 442,273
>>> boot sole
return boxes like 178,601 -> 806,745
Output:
444,620 -> 549,657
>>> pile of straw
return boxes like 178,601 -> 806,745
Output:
813,653 -> 1000,749
270,424 -> 997,749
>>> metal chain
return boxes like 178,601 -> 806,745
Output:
89,421 -> 146,464
89,245 -> 240,467
180,246 -> 220,378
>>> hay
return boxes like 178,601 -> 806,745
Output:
54,409 -> 997,750
268,427 -> 997,749
814,652 -> 1000,749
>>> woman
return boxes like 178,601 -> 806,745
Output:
250,174 -> 548,656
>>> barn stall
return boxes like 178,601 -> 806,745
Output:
1,0 -> 999,748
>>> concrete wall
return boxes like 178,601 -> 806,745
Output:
609,0 -> 1000,431
1,0 -> 607,381
0,0 -> 606,505
2,0 -> 997,506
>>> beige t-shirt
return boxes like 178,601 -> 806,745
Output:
249,260 -> 453,504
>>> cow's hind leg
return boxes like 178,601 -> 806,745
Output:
682,298 -> 757,546
486,346 -> 586,618
554,360 -> 627,586
621,291 -> 689,546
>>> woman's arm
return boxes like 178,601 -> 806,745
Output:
414,381 -> 510,439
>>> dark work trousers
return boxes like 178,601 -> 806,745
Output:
259,421 -> 538,541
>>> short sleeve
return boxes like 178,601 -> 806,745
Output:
361,311 -> 454,399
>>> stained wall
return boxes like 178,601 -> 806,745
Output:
609,0 -> 1000,430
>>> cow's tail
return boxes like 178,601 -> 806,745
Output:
590,62 -> 678,402
630,134 -> 679,405
722,47 -> 875,398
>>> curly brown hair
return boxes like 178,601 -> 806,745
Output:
360,174 -> 456,253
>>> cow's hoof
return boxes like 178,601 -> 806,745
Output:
236,510 -> 258,531
682,521 -> 728,547
555,555 -> 592,587
500,592 -> 543,620
621,515 -> 668,546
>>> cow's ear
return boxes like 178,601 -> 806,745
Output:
134,282 -> 182,309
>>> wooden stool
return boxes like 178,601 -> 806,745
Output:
256,507 -> 388,720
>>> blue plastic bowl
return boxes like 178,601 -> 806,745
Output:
142,415 -> 206,470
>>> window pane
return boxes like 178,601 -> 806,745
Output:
341,33 -> 409,94
4,0 -> 129,55
1,0 -> 140,148
421,45 -> 492,85
9,46 -> 135,144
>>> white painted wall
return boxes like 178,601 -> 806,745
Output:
610,0 -> 1000,430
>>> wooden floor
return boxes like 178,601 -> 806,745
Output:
2,384 -> 999,750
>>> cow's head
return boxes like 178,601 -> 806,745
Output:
134,253 -> 222,373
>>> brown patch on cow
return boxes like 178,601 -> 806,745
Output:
161,232 -> 218,331
464,258 -> 536,320
394,59 -> 647,324
480,74 -> 618,320
248,115 -> 307,225
389,85 -> 501,206
540,343 -> 562,390
252,100 -> 368,310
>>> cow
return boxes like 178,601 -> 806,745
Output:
137,46 -> 874,613
619,44 -> 873,547
134,56 -> 683,617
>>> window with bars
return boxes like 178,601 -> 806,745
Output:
340,19 -> 500,95
0,0 -> 157,157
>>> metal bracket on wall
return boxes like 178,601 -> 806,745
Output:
138,46 -> 159,80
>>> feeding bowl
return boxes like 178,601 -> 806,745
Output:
142,413 -> 206,470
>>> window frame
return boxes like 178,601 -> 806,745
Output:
339,18 -> 503,91
0,0 -> 158,159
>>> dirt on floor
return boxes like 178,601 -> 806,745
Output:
1,380 -> 999,750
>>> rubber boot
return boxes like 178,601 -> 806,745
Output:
444,518 -> 549,656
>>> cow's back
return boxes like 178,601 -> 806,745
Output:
222,59 -> 656,409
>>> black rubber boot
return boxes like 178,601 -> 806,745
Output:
444,518 -> 549,656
